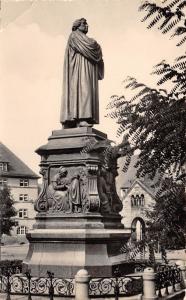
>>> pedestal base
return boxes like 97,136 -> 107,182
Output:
23,227 -> 130,277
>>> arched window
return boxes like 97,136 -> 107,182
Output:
141,194 -> 145,206
131,217 -> 146,241
17,226 -> 27,235
131,195 -> 134,206
131,194 -> 145,208
136,194 -> 139,206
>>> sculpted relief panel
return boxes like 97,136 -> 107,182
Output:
35,165 -> 99,214
35,163 -> 122,215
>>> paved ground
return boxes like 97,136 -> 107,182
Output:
0,295 -> 74,300
0,243 -> 29,261
0,294 -> 142,300
0,296 -> 59,300
0,295 -> 26,299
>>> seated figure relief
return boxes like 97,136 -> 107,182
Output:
47,166 -> 81,213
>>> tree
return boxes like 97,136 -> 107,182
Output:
0,186 -> 16,236
107,0 -> 186,252
107,0 -> 186,182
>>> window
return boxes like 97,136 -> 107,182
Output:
0,163 -> 8,172
20,179 -> 29,187
131,194 -> 145,207
120,188 -> 128,198
17,226 -> 27,235
18,209 -> 28,218
0,178 -> 7,186
141,194 -> 145,206
19,194 -> 29,201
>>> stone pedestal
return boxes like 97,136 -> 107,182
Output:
23,127 -> 130,277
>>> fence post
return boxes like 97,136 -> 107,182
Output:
142,267 -> 157,300
75,269 -> 90,300
176,260 -> 186,289
47,271 -> 54,300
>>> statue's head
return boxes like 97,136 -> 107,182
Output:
59,166 -> 68,177
72,18 -> 88,34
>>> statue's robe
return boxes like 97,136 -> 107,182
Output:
60,30 -> 104,124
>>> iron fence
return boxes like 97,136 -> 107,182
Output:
155,265 -> 182,297
0,264 -> 183,299
89,275 -> 143,298
0,270 -> 75,299
0,269 -> 143,299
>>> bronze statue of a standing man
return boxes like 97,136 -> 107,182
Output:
60,18 -> 104,128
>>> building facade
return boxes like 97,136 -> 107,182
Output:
120,179 -> 155,241
116,156 -> 156,241
0,142 -> 39,238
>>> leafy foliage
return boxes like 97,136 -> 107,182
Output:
107,77 -> 186,181
82,136 -> 131,171
152,54 -> 186,96
148,177 -> 186,250
129,1 -> 186,180
139,0 -> 186,46
0,260 -> 22,275
120,238 -> 157,266
0,186 -> 16,235
108,0 -> 186,255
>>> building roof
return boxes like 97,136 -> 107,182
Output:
116,155 -> 159,196
0,142 -> 39,179
122,179 -> 155,200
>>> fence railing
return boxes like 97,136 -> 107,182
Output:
143,261 -> 186,300
0,270 -> 143,299
0,261 -> 185,300
0,271 -> 75,299
89,275 -> 143,297
155,265 -> 182,297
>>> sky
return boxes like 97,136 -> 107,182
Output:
0,0 -> 183,176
